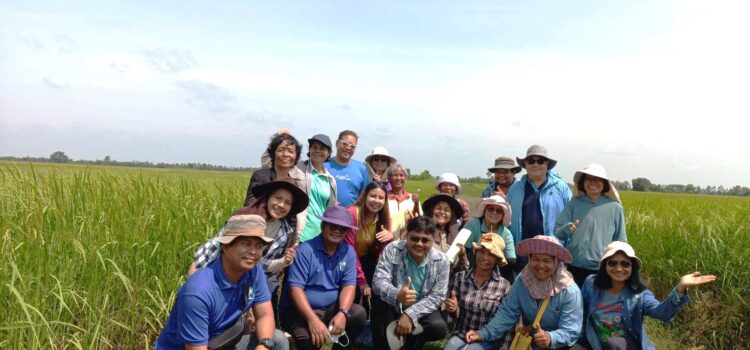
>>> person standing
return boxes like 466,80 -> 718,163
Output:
481,156 -> 522,199
325,130 -> 369,207
298,134 -> 338,242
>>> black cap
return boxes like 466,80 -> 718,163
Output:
307,134 -> 332,150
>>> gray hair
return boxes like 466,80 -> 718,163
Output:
384,163 -> 408,179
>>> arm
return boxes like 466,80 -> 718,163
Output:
252,301 -> 275,343
547,288 -> 584,349
501,227 -> 516,260
403,255 -> 450,323
372,243 -> 400,306
613,204 -> 627,242
478,280 -> 524,341
554,202 -> 575,240
640,288 -> 690,322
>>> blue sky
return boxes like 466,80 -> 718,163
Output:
1,0 -> 749,187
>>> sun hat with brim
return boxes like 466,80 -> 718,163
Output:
215,214 -> 272,245
472,195 -> 512,227
435,173 -> 462,194
421,194 -> 464,220
487,156 -> 522,174
365,146 -> 397,165
472,233 -> 508,266
317,206 -> 358,231
516,144 -> 558,170
599,241 -> 641,268
307,134 -> 333,151
573,163 -> 621,203
517,235 -> 572,264
250,178 -> 310,217
386,320 -> 424,350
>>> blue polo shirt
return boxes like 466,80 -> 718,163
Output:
281,235 -> 357,311
156,258 -> 271,349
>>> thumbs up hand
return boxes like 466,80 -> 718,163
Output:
533,326 -> 551,348
397,277 -> 418,306
443,290 -> 458,314
569,219 -> 580,233
376,224 -> 394,243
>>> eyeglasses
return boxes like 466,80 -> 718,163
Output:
338,140 -> 357,149
485,206 -> 503,214
327,224 -> 349,233
525,157 -> 548,165
409,235 -> 432,244
606,259 -> 632,268
371,156 -> 388,162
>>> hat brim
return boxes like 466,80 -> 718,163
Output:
421,194 -> 464,221
517,156 -> 558,170
487,165 -> 523,174
365,154 -> 397,165
307,137 -> 332,150
472,201 -> 511,227
472,242 -> 508,266
215,233 -> 273,245
318,216 -> 358,231
517,237 -> 572,264
599,248 -> 642,268
251,180 -> 310,217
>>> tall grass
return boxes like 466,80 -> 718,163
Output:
1,162 -> 746,349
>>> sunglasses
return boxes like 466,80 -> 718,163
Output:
525,157 -> 548,165
338,140 -> 357,149
409,235 -> 432,244
327,224 -> 350,233
485,206 -> 504,214
606,259 -> 632,268
371,156 -> 389,162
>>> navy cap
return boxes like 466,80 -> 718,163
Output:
307,134 -> 332,150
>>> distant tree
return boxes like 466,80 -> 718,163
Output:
104,155 -> 112,163
50,151 -> 70,163
612,180 -> 631,191
631,177 -> 652,192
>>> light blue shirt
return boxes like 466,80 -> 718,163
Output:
325,158 -> 369,207
478,273 -> 583,349
506,172 -> 572,246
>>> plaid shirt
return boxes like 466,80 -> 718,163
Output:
451,267 -> 513,348
194,227 -> 225,269
372,240 -> 449,322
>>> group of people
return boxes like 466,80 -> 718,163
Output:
155,129 -> 717,350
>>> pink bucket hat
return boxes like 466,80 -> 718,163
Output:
472,195 -> 511,227
517,235 -> 572,264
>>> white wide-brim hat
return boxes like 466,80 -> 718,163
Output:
599,241 -> 641,268
386,319 -> 424,350
472,195 -> 512,228
435,172 -> 462,194
365,146 -> 397,165
573,163 -> 620,203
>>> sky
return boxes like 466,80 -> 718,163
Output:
1,0 -> 749,187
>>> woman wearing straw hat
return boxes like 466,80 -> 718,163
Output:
463,195 -> 517,282
384,163 -> 421,239
443,233 -> 513,350
466,235 -> 583,349
574,242 -> 716,350
435,173 -> 472,228
555,163 -> 626,287
365,146 -> 397,183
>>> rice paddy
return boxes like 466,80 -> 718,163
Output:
1,162 -> 747,349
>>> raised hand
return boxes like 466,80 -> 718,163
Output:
411,190 -> 421,203
569,219 -> 580,233
375,225 -> 394,243
533,326 -> 551,348
283,243 -> 298,265
678,271 -> 718,294
397,277 -> 417,306
443,290 -> 458,314
492,185 -> 506,198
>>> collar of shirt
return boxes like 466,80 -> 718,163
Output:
310,234 -> 346,257
211,257 -> 250,291
388,190 -> 411,202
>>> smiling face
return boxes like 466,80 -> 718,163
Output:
266,188 -> 293,220
274,140 -> 297,170
483,204 -> 505,228
583,175 -> 606,197
605,252 -> 633,284
322,222 -> 349,246
438,183 -> 458,196
388,168 -> 407,191
221,236 -> 265,272
431,201 -> 453,226
475,247 -> 499,272
524,156 -> 549,182
406,230 -> 434,263
529,253 -> 557,281
335,134 -> 358,162
493,168 -> 515,187
365,188 -> 386,213
308,141 -> 331,166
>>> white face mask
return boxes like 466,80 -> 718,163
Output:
328,325 -> 350,347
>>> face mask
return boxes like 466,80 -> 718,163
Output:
328,325 -> 350,347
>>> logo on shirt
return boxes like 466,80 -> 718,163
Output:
335,175 -> 351,181
339,260 -> 348,272
246,287 -> 254,304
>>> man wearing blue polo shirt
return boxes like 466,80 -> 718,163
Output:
156,215 -> 288,350
280,206 -> 367,350
325,130 -> 369,207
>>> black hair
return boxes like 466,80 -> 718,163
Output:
338,130 -> 359,141
593,254 -> 648,293
406,216 -> 437,235
354,182 -> 391,233
267,133 -> 302,167
577,174 -> 611,194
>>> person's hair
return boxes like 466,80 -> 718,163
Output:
306,139 -> 332,162
267,133 -> 302,168
384,163 -> 408,180
407,215 -> 436,235
594,254 -> 648,292
577,174 -> 611,194
338,130 -> 359,141
354,182 -> 390,232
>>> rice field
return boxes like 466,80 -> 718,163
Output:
1,162 -> 747,349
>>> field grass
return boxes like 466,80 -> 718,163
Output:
1,162 -> 747,349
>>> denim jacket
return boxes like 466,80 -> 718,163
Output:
372,240 -> 450,322
580,275 -> 690,350
506,172 -> 572,246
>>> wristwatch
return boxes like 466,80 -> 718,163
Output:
339,307 -> 351,320
258,337 -> 274,349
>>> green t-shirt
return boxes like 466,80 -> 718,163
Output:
406,253 -> 430,299
300,168 -> 332,242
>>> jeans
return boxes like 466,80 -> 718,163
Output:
443,335 -> 502,350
